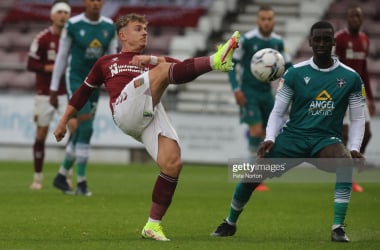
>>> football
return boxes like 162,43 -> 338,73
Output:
250,48 -> 285,82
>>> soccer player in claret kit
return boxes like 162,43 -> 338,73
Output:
211,21 -> 365,243
335,5 -> 375,192
53,13 -> 240,241
27,0 -> 71,190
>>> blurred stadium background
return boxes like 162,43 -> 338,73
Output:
0,0 -> 379,165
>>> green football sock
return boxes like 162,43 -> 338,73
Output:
62,134 -> 77,171
62,156 -> 75,171
227,182 -> 256,224
249,136 -> 262,153
75,142 -> 90,180
333,182 -> 352,225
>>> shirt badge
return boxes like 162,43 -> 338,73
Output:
336,78 -> 346,88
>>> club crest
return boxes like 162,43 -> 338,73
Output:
336,78 -> 346,88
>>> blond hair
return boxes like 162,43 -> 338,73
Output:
116,13 -> 148,33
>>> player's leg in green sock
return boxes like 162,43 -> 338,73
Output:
333,182 -> 352,227
248,135 -> 262,154
58,134 -> 77,176
333,166 -> 352,228
75,119 -> 93,183
227,182 -> 259,224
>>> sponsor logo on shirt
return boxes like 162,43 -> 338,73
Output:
308,90 -> 335,116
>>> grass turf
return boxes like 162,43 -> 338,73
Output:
0,161 -> 379,250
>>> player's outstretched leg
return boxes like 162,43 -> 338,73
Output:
212,31 -> 240,72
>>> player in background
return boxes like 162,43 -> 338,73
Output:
50,0 -> 118,196
52,13 -> 239,241
27,0 -> 71,190
228,4 -> 292,191
335,5 -> 375,192
212,21 -> 365,243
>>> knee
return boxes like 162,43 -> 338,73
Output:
151,63 -> 171,81
159,154 -> 183,177
249,124 -> 264,137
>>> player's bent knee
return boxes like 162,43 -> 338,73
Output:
160,156 -> 182,177
249,124 -> 264,137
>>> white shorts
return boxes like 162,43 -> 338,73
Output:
33,94 -> 67,127
343,103 -> 370,125
112,72 -> 179,161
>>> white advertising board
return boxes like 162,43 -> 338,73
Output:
0,94 -> 248,164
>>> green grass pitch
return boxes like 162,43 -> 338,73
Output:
0,161 -> 379,250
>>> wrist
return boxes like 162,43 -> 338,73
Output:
150,56 -> 158,65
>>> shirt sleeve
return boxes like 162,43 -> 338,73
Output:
347,80 -> 366,151
265,83 -> 293,142
27,33 -> 47,72
50,27 -> 71,91
348,103 -> 365,151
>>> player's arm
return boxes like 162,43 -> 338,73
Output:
265,83 -> 293,142
27,55 -> 53,73
50,27 -> 71,92
54,58 -> 103,141
54,82 -> 95,142
50,26 -> 71,107
129,55 -> 175,66
257,81 -> 293,158
347,91 -> 366,153
27,36 -> 52,73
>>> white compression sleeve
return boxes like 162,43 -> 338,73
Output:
265,97 -> 291,142
348,104 -> 365,151
50,30 -> 71,91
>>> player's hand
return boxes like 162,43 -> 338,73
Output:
44,64 -> 54,73
350,150 -> 366,172
234,90 -> 246,106
367,100 -> 376,117
130,55 -> 151,67
257,140 -> 274,158
49,91 -> 58,109
53,121 -> 67,142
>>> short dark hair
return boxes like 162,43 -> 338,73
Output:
346,5 -> 362,15
309,21 -> 334,36
258,4 -> 273,12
